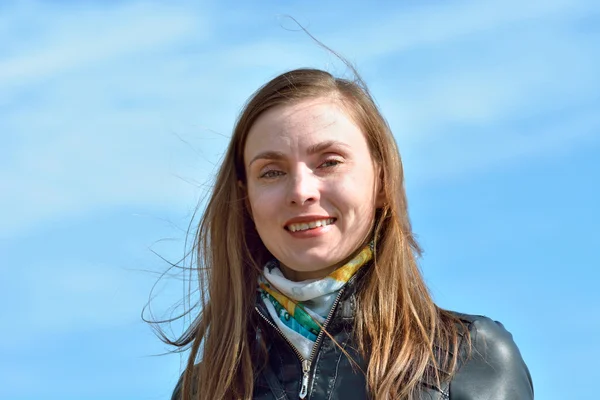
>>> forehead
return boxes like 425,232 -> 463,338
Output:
244,98 -> 366,159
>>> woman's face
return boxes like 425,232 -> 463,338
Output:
244,97 -> 382,281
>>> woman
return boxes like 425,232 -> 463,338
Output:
169,68 -> 533,399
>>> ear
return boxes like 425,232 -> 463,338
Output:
375,184 -> 386,208
374,166 -> 386,208
238,180 -> 254,221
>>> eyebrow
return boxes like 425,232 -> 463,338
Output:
248,140 -> 350,167
306,140 -> 350,155
248,151 -> 286,167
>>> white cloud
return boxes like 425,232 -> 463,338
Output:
400,108 -> 600,183
330,0 -> 594,57
0,1 -> 206,86
378,28 -> 600,142
0,2 -> 218,237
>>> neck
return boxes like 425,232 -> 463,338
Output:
278,249 -> 363,282
279,263 -> 340,282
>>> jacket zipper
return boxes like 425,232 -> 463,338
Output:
255,285 -> 348,399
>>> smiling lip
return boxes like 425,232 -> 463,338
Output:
283,216 -> 337,233
284,215 -> 337,237
284,215 -> 335,227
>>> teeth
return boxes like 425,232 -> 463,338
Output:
287,218 -> 335,232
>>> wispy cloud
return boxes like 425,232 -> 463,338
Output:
2,0 -> 598,237
0,1 -> 205,86
1,2 -> 215,236
329,0 -> 596,57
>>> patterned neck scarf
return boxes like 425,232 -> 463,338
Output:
258,243 -> 373,359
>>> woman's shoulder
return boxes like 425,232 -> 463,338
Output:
447,311 -> 534,399
451,311 -> 518,344
171,366 -> 200,400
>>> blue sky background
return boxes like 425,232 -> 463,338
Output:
1,0 -> 599,398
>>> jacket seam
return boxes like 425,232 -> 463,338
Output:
326,334 -> 350,400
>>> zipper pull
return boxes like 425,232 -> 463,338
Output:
299,359 -> 311,399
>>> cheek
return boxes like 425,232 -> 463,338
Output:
333,169 -> 377,206
330,172 -> 378,225
248,185 -> 281,226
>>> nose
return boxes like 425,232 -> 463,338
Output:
287,166 -> 320,206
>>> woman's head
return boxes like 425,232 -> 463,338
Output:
176,68 -> 459,400
226,68 -> 410,280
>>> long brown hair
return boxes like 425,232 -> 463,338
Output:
167,68 -> 467,399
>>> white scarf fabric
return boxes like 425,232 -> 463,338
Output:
258,244 -> 373,359
260,266 -> 339,359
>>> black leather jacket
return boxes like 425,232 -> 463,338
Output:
173,274 -> 533,399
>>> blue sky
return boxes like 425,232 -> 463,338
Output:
1,0 -> 599,398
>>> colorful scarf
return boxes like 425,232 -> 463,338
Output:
258,243 -> 373,359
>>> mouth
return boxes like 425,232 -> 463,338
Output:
284,218 -> 336,233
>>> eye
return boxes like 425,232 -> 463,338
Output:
319,159 -> 343,168
260,169 -> 285,179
